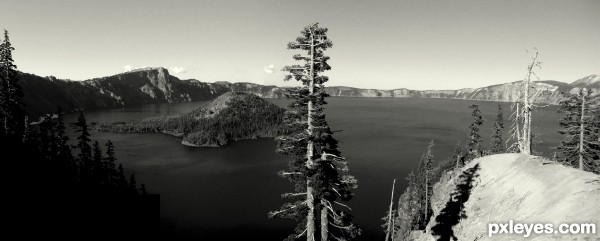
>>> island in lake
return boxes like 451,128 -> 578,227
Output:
95,92 -> 285,147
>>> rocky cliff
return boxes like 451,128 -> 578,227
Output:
17,69 -> 598,117
19,68 -> 229,117
324,76 -> 599,104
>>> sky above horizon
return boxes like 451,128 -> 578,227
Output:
1,0 -> 598,90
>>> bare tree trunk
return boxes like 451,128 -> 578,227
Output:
306,185 -> 315,241
320,200 -> 328,241
319,152 -> 329,241
579,90 -> 586,170
521,50 -> 539,155
522,78 -> 531,154
424,171 -> 429,230
306,32 -> 316,241
527,106 -> 532,153
385,179 -> 396,241
515,102 -> 521,150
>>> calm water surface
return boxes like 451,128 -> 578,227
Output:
65,98 -> 562,240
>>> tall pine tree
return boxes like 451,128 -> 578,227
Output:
55,107 -> 75,170
391,171 -> 422,241
490,104 -> 505,153
129,174 -> 138,194
0,30 -> 23,136
117,163 -> 128,190
92,140 -> 103,185
270,23 -> 359,241
72,112 -> 92,182
556,89 -> 600,173
417,140 -> 434,229
105,140 -> 118,185
465,104 -> 484,161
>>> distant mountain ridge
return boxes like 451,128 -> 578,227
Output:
17,68 -> 598,117
323,77 -> 598,104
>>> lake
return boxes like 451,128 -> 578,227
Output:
65,97 -> 562,240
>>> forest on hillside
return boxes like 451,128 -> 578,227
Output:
0,30 -> 158,239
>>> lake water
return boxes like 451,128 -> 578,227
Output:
65,97 -> 562,240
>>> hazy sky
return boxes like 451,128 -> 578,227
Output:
1,0 -> 598,90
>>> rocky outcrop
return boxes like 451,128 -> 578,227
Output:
83,67 -> 229,106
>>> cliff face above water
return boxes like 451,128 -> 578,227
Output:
324,76 -> 599,104
17,69 -> 598,117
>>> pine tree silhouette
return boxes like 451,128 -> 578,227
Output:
92,140 -> 103,185
105,140 -> 117,185
490,104 -> 505,154
465,104 -> 484,161
72,112 -> 92,182
0,30 -> 24,136
129,174 -> 138,194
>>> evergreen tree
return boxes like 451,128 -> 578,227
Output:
465,104 -> 484,161
117,163 -> 128,189
0,30 -> 23,136
38,114 -> 55,160
55,107 -> 74,169
556,89 -> 600,173
92,140 -> 103,184
129,174 -> 138,194
22,115 -> 33,145
270,23 -> 359,241
105,140 -> 117,185
490,104 -> 505,153
392,182 -> 412,241
391,171 -> 423,240
140,184 -> 147,195
72,112 -> 92,182
417,140 -> 434,229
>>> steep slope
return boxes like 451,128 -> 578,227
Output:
18,72 -> 122,116
96,92 -> 285,147
571,74 -> 600,88
570,74 -> 600,96
415,154 -> 600,241
19,68 -> 230,117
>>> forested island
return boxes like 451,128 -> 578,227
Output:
95,92 -> 285,147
